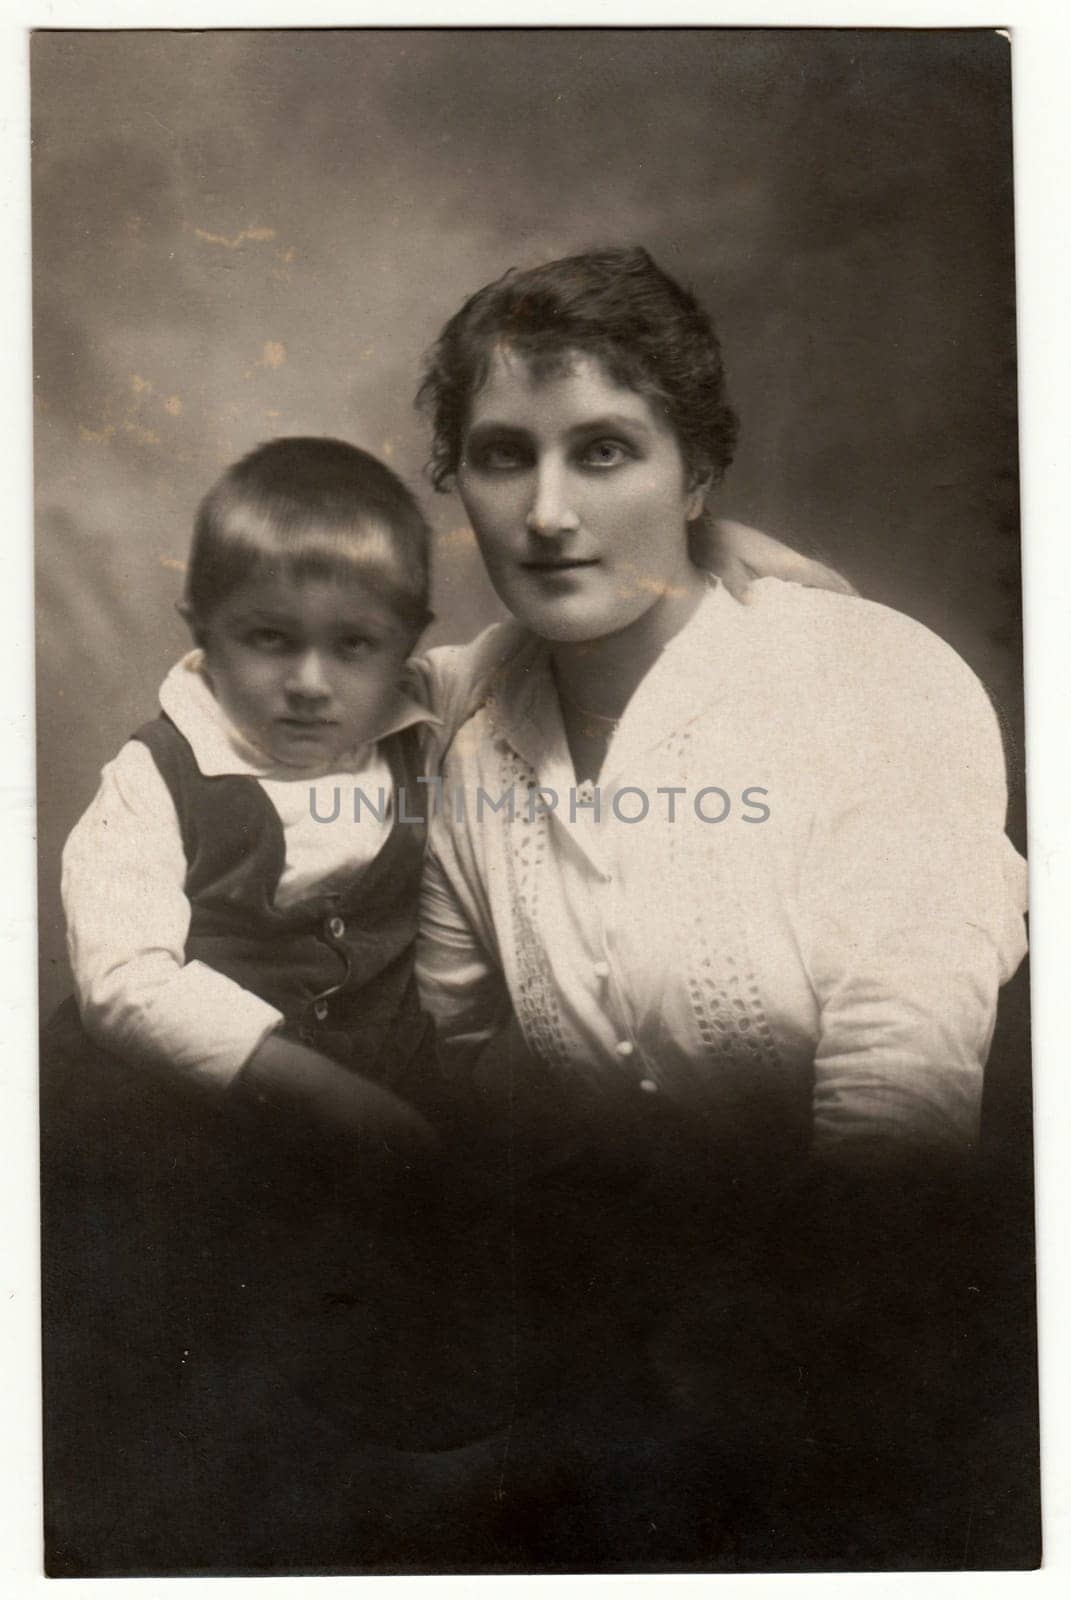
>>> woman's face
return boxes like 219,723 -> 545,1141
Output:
456,349 -> 706,644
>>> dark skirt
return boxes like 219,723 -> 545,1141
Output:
40,998 -> 1010,1574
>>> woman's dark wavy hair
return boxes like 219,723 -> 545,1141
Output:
416,245 -> 740,494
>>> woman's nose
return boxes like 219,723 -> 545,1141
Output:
285,651 -> 331,699
526,462 -> 580,537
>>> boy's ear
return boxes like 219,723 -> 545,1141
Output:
176,600 -> 207,647
407,609 -> 436,651
393,613 -> 434,678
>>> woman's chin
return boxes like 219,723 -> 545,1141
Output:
493,585 -> 650,646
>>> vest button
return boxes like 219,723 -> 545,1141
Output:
327,916 -> 346,939
639,1077 -> 658,1094
615,1039 -> 635,1058
313,999 -> 329,1022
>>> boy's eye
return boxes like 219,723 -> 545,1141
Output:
245,628 -> 293,652
579,438 -> 632,469
337,636 -> 374,659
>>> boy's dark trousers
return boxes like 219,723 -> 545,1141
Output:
38,1000 -> 469,1575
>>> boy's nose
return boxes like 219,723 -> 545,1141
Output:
526,461 -> 580,538
285,651 -> 332,699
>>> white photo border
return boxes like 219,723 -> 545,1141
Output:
4,4 -> 1068,1595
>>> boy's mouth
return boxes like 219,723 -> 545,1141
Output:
520,558 -> 600,571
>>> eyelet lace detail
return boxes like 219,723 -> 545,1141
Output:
485,702 -> 574,1076
661,727 -> 781,1084
481,697 -> 782,1093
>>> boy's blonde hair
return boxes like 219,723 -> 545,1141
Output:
186,437 -> 432,633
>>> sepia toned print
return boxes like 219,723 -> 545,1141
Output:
34,28 -> 1036,1575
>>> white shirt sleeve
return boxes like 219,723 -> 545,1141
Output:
797,622 -> 1028,1164
61,741 -> 283,1086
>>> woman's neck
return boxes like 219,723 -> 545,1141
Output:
550,565 -> 708,725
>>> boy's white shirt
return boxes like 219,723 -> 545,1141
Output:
60,644 -> 484,1086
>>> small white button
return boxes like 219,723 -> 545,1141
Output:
313,999 -> 329,1022
639,1078 -> 658,1094
615,1039 -> 635,1058
593,960 -> 610,981
327,916 -> 346,939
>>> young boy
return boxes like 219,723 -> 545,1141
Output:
40,437 -> 518,1571
57,436 -> 484,1146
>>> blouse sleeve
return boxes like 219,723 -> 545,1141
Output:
407,621 -> 532,750
61,741 -> 283,1086
416,814 -> 514,1081
795,617 -> 1027,1167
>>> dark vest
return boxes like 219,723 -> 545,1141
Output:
40,721 -> 445,1482
132,714 -> 433,1083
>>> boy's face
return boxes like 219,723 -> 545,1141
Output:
197,570 -> 419,770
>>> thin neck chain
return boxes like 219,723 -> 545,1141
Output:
556,686 -> 621,726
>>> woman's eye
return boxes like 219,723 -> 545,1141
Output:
473,439 -> 528,472
581,439 -> 631,469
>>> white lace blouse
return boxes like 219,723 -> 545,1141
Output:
416,579 -> 1028,1165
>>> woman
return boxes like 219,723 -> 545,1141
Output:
413,246 -> 1028,1566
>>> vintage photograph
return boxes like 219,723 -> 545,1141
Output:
33,27 -> 1037,1575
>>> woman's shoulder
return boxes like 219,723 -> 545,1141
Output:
739,578 -> 990,706
413,620 -> 538,740
420,618 -> 531,677
721,578 -> 1005,774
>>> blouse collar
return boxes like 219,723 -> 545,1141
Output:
482,578 -> 761,785
158,650 -> 439,780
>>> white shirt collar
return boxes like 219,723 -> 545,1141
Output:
158,650 -> 440,779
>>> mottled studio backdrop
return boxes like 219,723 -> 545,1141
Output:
33,29 -> 1021,1015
